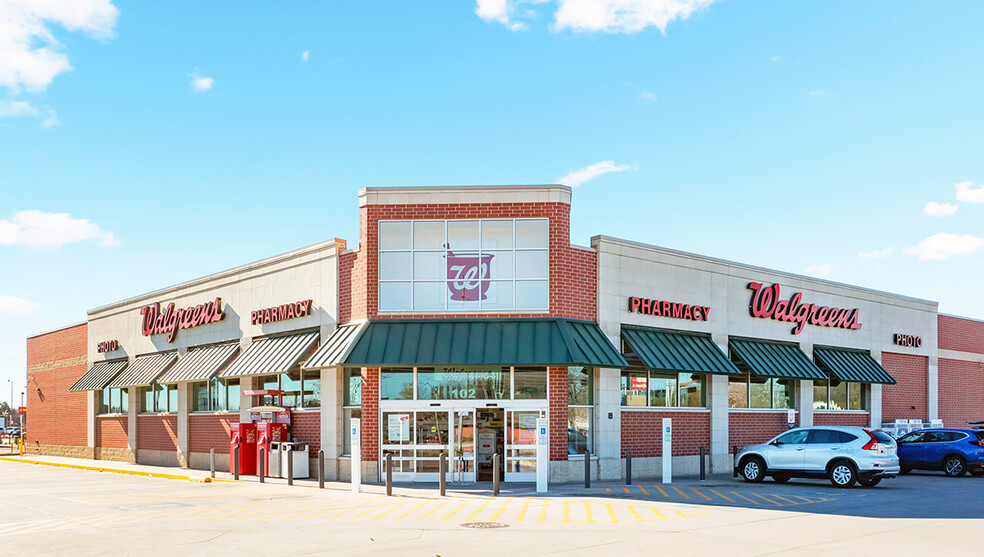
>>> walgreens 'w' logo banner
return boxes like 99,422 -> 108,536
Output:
446,244 -> 494,301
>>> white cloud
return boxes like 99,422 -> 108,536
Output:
0,295 -> 39,315
955,181 -> 984,203
301,50 -> 309,62
557,160 -> 631,187
639,91 -> 657,102
857,247 -> 893,259
0,209 -> 118,249
41,109 -> 58,128
923,201 -> 958,217
0,99 -> 37,117
0,0 -> 118,93
475,0 -> 715,33
189,70 -> 213,92
805,263 -> 833,277
904,232 -> 984,261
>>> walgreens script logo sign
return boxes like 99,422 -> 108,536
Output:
445,245 -> 493,301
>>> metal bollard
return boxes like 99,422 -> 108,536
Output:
584,451 -> 591,489
259,447 -> 265,483
733,446 -> 739,478
439,451 -> 447,496
386,453 -> 393,496
234,444 -> 240,481
318,449 -> 325,489
210,448 -> 216,479
626,448 -> 632,485
699,446 -> 706,480
287,446 -> 294,486
493,453 -> 500,496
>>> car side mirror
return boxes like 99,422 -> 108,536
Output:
769,440 -> 782,446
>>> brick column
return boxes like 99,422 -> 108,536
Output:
548,367 -> 567,462
361,368 -> 378,463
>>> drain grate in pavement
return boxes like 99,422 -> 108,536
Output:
460,522 -> 510,529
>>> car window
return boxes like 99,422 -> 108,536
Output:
806,429 -> 841,444
923,432 -> 947,442
899,431 -> 925,444
976,432 -> 984,441
946,432 -> 967,442
838,431 -> 859,443
869,430 -> 895,444
775,430 -> 809,444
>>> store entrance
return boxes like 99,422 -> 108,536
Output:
476,409 -> 504,482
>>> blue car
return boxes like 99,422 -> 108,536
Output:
896,428 -> 984,477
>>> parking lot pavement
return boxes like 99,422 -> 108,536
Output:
1,459 -> 982,556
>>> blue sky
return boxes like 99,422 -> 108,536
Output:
2,1 -> 984,405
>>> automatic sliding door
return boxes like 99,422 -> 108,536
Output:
505,409 -> 544,482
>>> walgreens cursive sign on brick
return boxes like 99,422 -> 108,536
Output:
140,298 -> 225,342
747,282 -> 861,335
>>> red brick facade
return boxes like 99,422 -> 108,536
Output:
137,415 -> 178,451
25,323 -> 88,450
291,411 -> 321,456
96,416 -> 128,449
939,314 -> 984,354
548,367 -> 568,461
361,368 -> 379,462
621,410 -> 710,457
938,358 -> 984,426
881,352 -> 928,421
190,414 -> 234,454
729,411 -> 798,448
813,413 -> 869,427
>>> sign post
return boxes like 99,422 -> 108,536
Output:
350,418 -> 361,493
535,417 -> 549,493
661,418 -> 672,483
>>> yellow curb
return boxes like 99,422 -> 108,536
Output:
0,456 -> 238,484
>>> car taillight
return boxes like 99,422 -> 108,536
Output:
970,439 -> 984,447
862,431 -> 879,451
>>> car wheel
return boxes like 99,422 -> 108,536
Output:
772,474 -> 790,483
829,461 -> 857,488
857,476 -> 881,487
943,455 -> 967,477
740,457 -> 766,483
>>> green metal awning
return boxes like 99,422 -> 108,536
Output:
342,318 -> 627,368
813,346 -> 897,384
729,338 -> 826,380
621,326 -> 739,375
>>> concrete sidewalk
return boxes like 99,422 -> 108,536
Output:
0,451 -> 736,498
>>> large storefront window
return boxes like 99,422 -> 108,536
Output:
380,366 -> 547,401
100,387 -> 129,414
813,378 -> 867,410
620,369 -> 705,408
343,368 -> 362,456
253,372 -> 320,408
729,371 -> 795,409
191,377 -> 240,412
140,382 -> 177,413
568,366 -> 593,455
377,218 -> 549,312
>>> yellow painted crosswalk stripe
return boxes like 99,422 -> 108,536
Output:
350,499 -> 396,519
464,498 -> 493,521
489,497 -> 512,521
653,485 -> 669,497
605,503 -> 618,523
394,498 -> 433,520
770,494 -> 799,505
324,497 -> 378,519
752,493 -> 783,506
709,489 -> 736,503
418,500 -> 450,520
515,499 -> 532,521
730,491 -> 759,505
671,486 -> 690,499
626,506 -> 643,522
562,502 -> 570,522
638,486 -> 649,495
371,499 -> 410,520
442,498 -> 473,521
538,500 -> 550,522
691,488 -> 712,501
583,502 -> 594,523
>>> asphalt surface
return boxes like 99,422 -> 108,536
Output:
0,457 -> 981,556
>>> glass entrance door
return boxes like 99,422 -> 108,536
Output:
452,410 -> 476,483
505,409 -> 544,482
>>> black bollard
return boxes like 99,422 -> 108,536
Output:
287,446 -> 294,486
259,447 -> 265,483
733,446 -> 739,478
626,448 -> 632,486
234,444 -> 240,481
584,451 -> 591,489
386,453 -> 393,496
699,446 -> 706,480
493,453 -> 500,496
318,449 -> 325,489
439,451 -> 447,496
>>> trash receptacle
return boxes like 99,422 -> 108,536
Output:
282,442 -> 309,479
268,442 -> 284,478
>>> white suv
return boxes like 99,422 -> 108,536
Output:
735,426 -> 900,488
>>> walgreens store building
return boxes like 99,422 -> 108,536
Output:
26,186 -> 984,482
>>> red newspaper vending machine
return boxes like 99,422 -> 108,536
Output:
256,422 -> 289,478
230,422 -> 257,475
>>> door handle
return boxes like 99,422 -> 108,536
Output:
829,447 -> 840,450
795,448 -> 805,451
